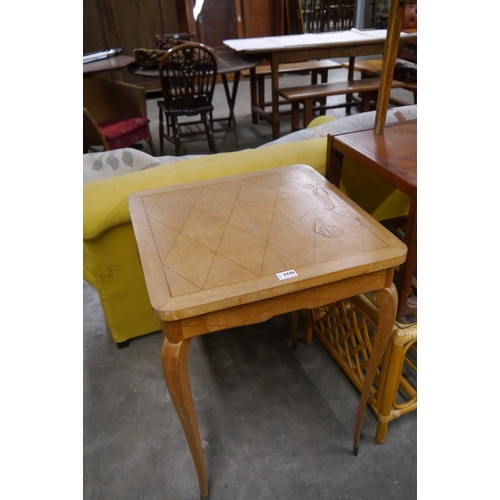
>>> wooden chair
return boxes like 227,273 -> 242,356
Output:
155,32 -> 196,49
83,77 -> 156,154
322,0 -> 356,32
157,42 -> 218,156
83,107 -> 109,151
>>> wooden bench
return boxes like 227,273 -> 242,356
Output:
342,59 -> 417,105
278,77 -> 405,131
242,59 -> 342,119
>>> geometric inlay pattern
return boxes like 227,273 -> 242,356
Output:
140,165 -> 389,298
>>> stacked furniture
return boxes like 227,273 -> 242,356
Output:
241,59 -> 343,123
344,1 -> 417,105
83,104 -> 417,443
83,105 -> 416,346
278,77 -> 404,131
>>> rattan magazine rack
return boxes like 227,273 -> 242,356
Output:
305,292 -> 417,443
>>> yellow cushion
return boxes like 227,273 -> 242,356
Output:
84,138 -> 328,343
84,138 -> 327,241
307,115 -> 336,128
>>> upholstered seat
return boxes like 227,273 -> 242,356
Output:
97,117 -> 151,150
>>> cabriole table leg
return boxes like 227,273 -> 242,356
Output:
162,334 -> 208,499
352,283 -> 398,455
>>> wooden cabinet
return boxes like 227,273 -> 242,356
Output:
83,0 -> 184,88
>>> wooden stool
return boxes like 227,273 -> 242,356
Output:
305,292 -> 417,444
242,59 -> 343,117
278,77 -> 405,131
342,59 -> 417,104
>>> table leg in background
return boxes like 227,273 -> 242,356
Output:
346,56 -> 355,115
221,73 -> 241,148
250,67 -> 258,124
271,54 -> 281,140
397,195 -> 417,317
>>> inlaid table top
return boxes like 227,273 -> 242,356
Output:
128,164 -> 408,499
128,164 -> 407,321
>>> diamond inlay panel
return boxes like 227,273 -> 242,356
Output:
182,208 -> 227,251
217,224 -> 267,275
148,194 -> 192,231
237,179 -> 279,213
228,200 -> 274,241
194,186 -> 238,222
131,166 -> 397,301
204,255 -> 258,289
163,233 -> 215,289
268,216 -> 316,263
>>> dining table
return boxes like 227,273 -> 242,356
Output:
223,29 -> 416,139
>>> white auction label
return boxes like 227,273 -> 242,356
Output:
276,270 -> 298,280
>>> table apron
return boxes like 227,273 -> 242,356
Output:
266,43 -> 387,65
162,269 -> 391,341
334,147 -> 416,198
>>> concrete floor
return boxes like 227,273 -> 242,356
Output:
83,61 -> 417,500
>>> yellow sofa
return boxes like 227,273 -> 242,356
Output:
83,106 -> 416,346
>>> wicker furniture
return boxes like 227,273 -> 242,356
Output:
306,292 -> 417,443
83,77 -> 156,154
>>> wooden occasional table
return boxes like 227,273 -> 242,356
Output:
128,164 -> 407,499
326,120 -> 417,317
